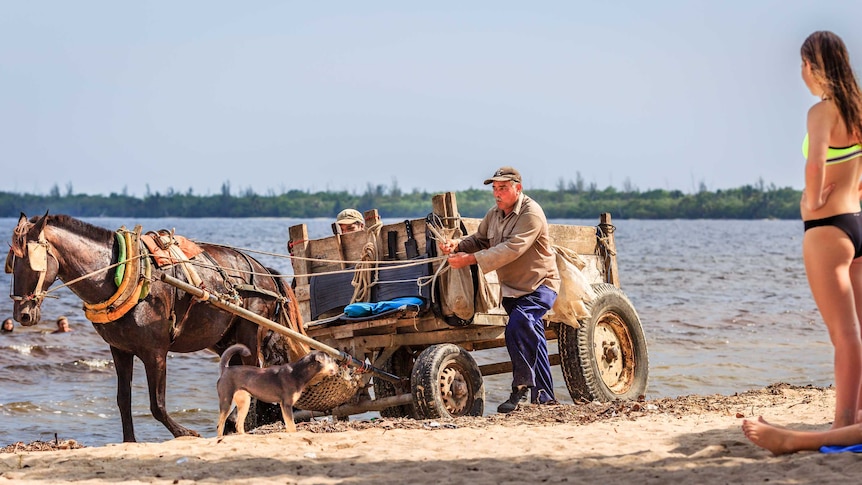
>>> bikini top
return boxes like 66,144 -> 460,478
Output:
803,133 -> 862,165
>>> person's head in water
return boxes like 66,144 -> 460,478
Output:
1,318 -> 12,333
335,209 -> 365,234
53,316 -> 71,333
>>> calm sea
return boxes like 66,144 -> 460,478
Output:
0,217 -> 826,447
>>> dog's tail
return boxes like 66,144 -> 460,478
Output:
219,344 -> 252,374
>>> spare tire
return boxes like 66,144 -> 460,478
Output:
558,283 -> 648,402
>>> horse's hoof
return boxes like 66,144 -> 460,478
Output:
173,429 -> 201,439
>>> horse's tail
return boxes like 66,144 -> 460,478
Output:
219,344 -> 251,374
266,266 -> 311,359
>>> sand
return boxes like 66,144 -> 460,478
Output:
2,384 -> 861,484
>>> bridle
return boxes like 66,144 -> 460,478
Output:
5,228 -> 55,306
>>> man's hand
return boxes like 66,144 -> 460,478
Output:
447,252 -> 476,269
437,238 -> 459,255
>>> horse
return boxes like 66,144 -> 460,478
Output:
5,213 -> 293,442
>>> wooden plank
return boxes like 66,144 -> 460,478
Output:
548,224 -> 599,255
444,192 -> 459,230
306,236 -> 344,273
340,229 -> 372,264
294,284 -> 309,301
288,224 -> 310,287
479,354 -> 561,376
306,316 -> 403,339
349,325 -> 508,350
599,213 -> 620,287
370,218 -> 430,261
363,209 -> 380,229
462,218 -> 599,255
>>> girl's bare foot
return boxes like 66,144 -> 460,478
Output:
742,416 -> 799,456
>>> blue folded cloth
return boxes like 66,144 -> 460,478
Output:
343,297 -> 425,318
821,444 -> 862,453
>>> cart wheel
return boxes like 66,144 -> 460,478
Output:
373,347 -> 415,418
411,344 -> 484,419
558,283 -> 649,402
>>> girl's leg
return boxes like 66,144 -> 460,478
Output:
743,416 -> 862,455
803,226 -> 861,428
849,257 -> 862,421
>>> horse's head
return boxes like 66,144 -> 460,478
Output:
6,212 -> 58,326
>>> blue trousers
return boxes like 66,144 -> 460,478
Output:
501,285 -> 557,404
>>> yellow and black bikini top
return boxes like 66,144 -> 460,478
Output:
803,133 -> 862,165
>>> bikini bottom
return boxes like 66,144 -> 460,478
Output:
804,212 -> 862,258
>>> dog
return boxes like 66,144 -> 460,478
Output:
216,344 -> 340,437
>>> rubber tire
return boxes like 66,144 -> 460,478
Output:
373,347 -> 416,418
558,283 -> 649,402
411,344 -> 485,419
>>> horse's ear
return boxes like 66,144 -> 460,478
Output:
32,211 -> 49,236
12,214 -> 29,257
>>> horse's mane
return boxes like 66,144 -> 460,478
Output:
46,215 -> 114,241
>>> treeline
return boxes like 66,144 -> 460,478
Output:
0,180 -> 802,220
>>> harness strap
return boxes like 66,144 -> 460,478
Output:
25,231 -> 51,303
233,283 -> 284,301
113,231 -> 126,287
200,252 -> 238,301
170,244 -> 203,289
84,225 -> 146,324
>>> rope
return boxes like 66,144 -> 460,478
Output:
348,219 -> 383,303
43,253 -> 147,297
595,223 -> 616,283
350,242 -> 377,303
42,224 -> 452,297
199,240 -> 430,266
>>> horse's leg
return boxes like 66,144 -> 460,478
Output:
109,346 -> 137,443
139,351 -> 200,438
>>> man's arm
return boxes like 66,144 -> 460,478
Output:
472,213 -> 542,272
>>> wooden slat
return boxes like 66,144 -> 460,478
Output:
306,236 -> 343,273
599,213 -> 620,287
348,324 -> 508,350
548,224 -> 599,255
479,354 -> 561,376
288,224 -> 310,287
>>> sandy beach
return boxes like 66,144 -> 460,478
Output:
1,384 -> 859,484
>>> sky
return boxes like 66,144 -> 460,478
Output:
2,1 -> 862,197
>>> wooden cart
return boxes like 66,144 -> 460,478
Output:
286,193 -> 648,419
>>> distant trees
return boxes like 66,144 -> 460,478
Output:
0,180 -> 804,220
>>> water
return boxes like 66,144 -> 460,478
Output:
0,217 -> 827,447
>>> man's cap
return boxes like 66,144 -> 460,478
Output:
336,209 -> 364,225
483,166 -> 522,185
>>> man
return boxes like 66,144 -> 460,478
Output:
335,209 -> 365,234
52,316 -> 72,333
439,166 -> 560,413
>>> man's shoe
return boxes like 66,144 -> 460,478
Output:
534,389 -> 558,406
497,386 -> 528,414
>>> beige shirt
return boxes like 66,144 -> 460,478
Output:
457,193 -> 560,298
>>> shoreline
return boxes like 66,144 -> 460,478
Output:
1,384 -> 854,484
